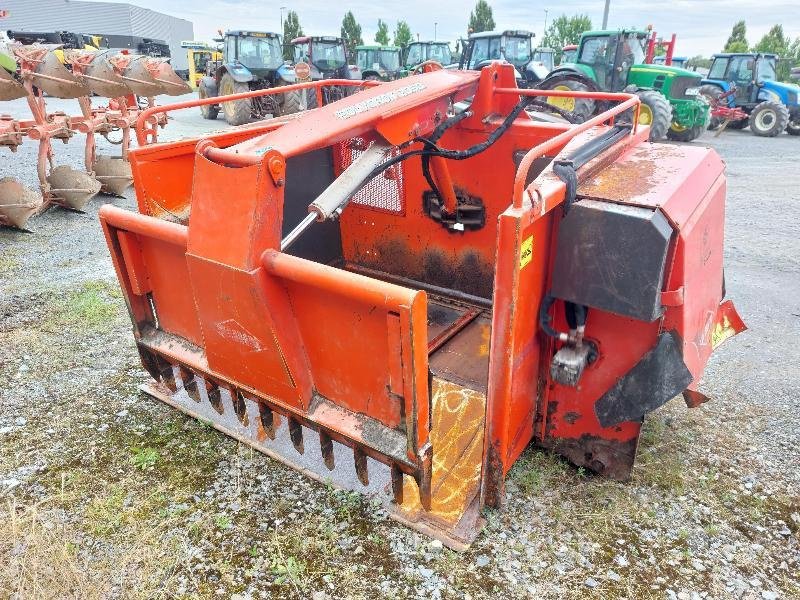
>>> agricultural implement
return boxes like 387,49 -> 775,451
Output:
0,44 -> 187,230
100,64 -> 744,549
540,29 -> 709,141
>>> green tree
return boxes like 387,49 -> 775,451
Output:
468,0 -> 495,34
341,11 -> 364,59
541,14 -> 592,63
282,11 -> 303,60
375,20 -> 390,45
393,20 -> 412,48
687,55 -> 712,70
753,25 -> 792,80
724,20 -> 748,53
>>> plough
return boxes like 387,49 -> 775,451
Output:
101,63 -> 745,549
0,43 -> 188,230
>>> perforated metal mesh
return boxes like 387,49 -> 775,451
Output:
337,137 -> 404,214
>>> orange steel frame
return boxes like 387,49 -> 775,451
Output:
100,64 -> 740,527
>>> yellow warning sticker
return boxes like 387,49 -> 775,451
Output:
520,235 -> 533,269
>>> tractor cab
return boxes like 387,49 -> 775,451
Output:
532,47 -> 555,72
216,31 -> 285,79
560,44 -> 577,65
705,53 -> 780,106
653,55 -> 689,69
403,41 -> 453,70
568,30 -> 647,91
460,30 -> 548,87
291,36 -> 359,81
355,45 -> 402,81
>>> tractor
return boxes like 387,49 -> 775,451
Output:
403,41 -> 454,72
532,47 -> 555,72
653,55 -> 689,69
540,29 -> 709,142
197,30 -> 303,126
290,35 -> 361,106
459,31 -> 549,87
355,45 -> 403,81
700,53 -> 800,137
181,41 -> 222,90
561,44 -> 577,66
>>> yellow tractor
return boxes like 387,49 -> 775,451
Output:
182,41 -> 222,90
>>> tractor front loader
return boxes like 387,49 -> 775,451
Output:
101,65 -> 744,549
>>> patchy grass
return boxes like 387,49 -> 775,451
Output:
0,249 -> 20,274
46,279 -> 124,331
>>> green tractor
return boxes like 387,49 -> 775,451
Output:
355,45 -> 403,81
402,41 -> 453,73
539,30 -> 709,142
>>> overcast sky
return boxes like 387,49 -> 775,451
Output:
94,0 -> 798,57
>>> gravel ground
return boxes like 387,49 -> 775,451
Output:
0,95 -> 798,600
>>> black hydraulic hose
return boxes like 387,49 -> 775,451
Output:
539,295 -> 562,340
552,160 -> 578,215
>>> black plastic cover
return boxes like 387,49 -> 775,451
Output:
594,331 -> 693,428
551,199 -> 673,322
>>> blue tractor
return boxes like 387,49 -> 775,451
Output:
198,30 -> 302,126
700,52 -> 800,136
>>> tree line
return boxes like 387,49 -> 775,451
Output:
721,21 -> 800,81
279,0 -> 497,60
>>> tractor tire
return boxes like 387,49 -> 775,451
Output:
219,73 -> 251,126
666,124 -> 704,142
699,84 -> 724,130
538,76 -> 595,122
198,80 -> 219,120
634,90 -> 672,141
786,113 -> 800,136
282,89 -> 303,115
305,86 -> 319,110
748,100 -> 789,137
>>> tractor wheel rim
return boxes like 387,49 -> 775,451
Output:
638,104 -> 653,125
670,121 -> 687,132
222,80 -> 235,117
755,110 -> 775,130
548,85 -> 576,112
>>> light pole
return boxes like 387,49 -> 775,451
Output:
543,9 -> 548,40
434,22 -> 438,41
602,0 -> 611,29
280,6 -> 287,32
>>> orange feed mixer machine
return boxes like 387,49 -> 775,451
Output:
100,63 -> 744,548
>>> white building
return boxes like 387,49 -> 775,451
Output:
0,0 -> 193,70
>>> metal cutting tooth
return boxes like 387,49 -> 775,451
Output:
288,417 -> 304,454
178,367 -> 200,403
258,403 -> 275,440
205,381 -> 224,415
391,464 -> 404,504
319,431 -> 335,471
354,447 -> 369,486
232,390 -> 249,426
155,356 -> 177,392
